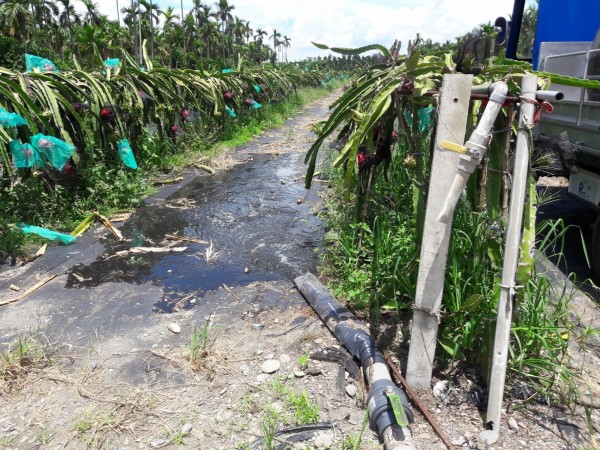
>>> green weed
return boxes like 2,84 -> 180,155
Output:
298,349 -> 310,368
189,315 -> 213,371
265,376 -> 319,425
320,135 -> 580,403
0,332 -> 54,389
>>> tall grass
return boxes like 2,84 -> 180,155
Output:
319,138 -> 578,400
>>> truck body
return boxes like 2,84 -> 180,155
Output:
509,0 -> 600,274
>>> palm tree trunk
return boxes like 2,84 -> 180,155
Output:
67,15 -> 76,56
181,0 -> 186,66
150,18 -> 154,60
137,0 -> 143,64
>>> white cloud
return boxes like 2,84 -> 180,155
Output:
78,0 -> 525,61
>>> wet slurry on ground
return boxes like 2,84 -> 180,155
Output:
64,113 -> 325,313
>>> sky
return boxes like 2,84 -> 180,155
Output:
87,0 -> 532,61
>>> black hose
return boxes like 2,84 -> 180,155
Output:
294,273 -> 413,443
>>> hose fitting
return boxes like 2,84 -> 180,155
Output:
367,379 -> 414,438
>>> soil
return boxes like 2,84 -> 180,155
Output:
0,92 -> 599,450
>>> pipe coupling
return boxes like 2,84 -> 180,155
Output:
367,379 -> 413,438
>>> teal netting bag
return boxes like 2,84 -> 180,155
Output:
221,68 -> 233,73
10,140 -> 33,168
404,107 -> 436,134
0,107 -> 28,127
103,58 -> 121,70
418,107 -> 436,133
244,99 -> 262,109
30,133 -> 75,171
9,140 -> 46,169
225,106 -> 237,118
25,54 -> 59,73
253,84 -> 260,93
17,223 -> 76,244
117,139 -> 138,169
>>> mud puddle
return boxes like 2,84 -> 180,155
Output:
66,134 -> 323,313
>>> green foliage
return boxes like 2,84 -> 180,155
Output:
320,147 -> 418,311
319,113 -> 577,399
0,56 -> 328,258
0,221 -> 25,259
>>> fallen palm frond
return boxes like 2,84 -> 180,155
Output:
113,246 -> 187,257
71,214 -> 96,237
0,274 -> 58,307
165,234 -> 208,245
95,212 -> 124,241
153,177 -> 184,186
193,163 -> 215,174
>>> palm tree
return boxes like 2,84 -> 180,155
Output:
233,16 -> 244,46
81,0 -> 99,26
0,0 -> 33,51
183,12 -> 195,57
180,0 -> 186,59
31,0 -> 58,29
194,3 -> 216,59
121,2 -> 140,62
215,0 -> 234,60
139,0 -> 160,59
161,6 -> 179,31
192,0 -> 206,29
75,23 -> 108,66
58,0 -> 80,55
199,19 -> 220,60
215,0 -> 233,34
254,27 -> 267,63
115,0 -> 121,26
270,28 -> 281,64
243,20 -> 252,44
282,35 -> 291,62
161,6 -> 179,65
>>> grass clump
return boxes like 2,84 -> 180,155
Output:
319,139 -> 580,403
0,331 -> 54,390
188,314 -> 215,373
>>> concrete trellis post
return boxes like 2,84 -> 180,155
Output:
481,75 -> 538,445
405,74 -> 472,388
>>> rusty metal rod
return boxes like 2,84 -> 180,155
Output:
384,354 -> 457,450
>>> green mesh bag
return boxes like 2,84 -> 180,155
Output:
225,106 -> 237,118
30,133 -> 75,171
117,139 -> 138,169
103,58 -> 121,70
25,54 -> 59,73
9,140 -> 46,169
0,107 -> 28,127
404,107 -> 436,134
418,107 -> 436,133
10,140 -> 33,168
253,84 -> 260,93
17,223 -> 76,244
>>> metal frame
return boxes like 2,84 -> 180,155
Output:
539,47 -> 600,127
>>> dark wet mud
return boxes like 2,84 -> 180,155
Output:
65,117 -> 324,313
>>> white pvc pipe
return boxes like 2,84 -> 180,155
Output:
481,75 -> 538,445
437,81 -> 508,223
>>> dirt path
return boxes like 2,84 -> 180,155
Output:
0,93 -> 383,449
1,92 -> 599,450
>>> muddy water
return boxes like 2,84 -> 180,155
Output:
66,110 -> 327,312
